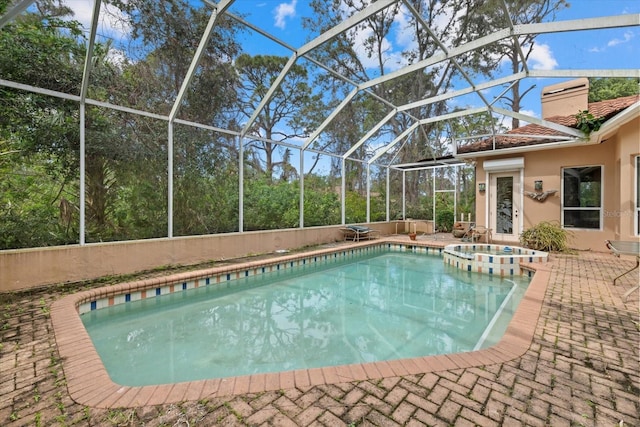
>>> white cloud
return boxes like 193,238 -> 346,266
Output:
66,0 -> 131,41
528,43 -> 558,70
106,48 -> 128,69
273,0 -> 297,30
394,5 -> 416,52
607,30 -> 634,47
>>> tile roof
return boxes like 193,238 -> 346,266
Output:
457,94 -> 639,154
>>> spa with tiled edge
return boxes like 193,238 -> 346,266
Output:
443,243 -> 548,276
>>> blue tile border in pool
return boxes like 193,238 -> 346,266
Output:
77,241 -> 443,314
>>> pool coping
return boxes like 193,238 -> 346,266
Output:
50,239 -> 551,409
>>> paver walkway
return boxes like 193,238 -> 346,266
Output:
1,250 -> 638,426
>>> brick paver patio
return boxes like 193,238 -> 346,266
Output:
1,247 -> 638,426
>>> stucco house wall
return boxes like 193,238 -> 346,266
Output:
472,101 -> 639,251
476,123 -> 640,251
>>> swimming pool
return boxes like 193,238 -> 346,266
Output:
51,241 -> 551,408
81,251 -> 530,386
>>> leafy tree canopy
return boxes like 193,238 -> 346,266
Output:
588,77 -> 640,102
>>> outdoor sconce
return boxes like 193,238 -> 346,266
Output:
478,183 -> 486,192
534,180 -> 543,191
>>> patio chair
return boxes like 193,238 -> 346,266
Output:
471,226 -> 492,243
461,224 -> 491,243
340,225 -> 380,242
460,223 -> 476,242
605,240 -> 639,300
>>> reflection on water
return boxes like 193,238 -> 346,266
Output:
83,253 -> 529,386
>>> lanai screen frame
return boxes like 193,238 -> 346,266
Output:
1,0 -> 638,245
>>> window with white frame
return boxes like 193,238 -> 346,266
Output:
636,156 -> 639,235
562,166 -> 602,229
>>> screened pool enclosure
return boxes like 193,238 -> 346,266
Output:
0,0 -> 637,249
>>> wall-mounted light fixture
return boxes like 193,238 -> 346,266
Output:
534,180 -> 543,191
478,182 -> 486,192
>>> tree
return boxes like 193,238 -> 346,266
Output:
302,1 -> 503,212
235,54 -> 317,180
94,0 -> 244,238
0,2 -> 86,248
589,77 -> 640,102
469,0 -> 569,129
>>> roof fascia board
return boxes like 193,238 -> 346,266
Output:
368,122 -> 419,164
492,106 -> 585,138
390,161 -> 467,171
456,132 -> 574,142
0,0 -> 34,30
591,101 -> 640,143
343,109 -> 397,158
303,88 -> 359,149
169,0 -> 234,122
454,138 -> 587,159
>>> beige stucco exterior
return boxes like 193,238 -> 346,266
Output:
473,115 -> 639,251
0,223 -> 396,293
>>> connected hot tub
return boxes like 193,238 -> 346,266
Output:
444,243 -> 548,276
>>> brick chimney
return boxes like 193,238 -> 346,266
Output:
541,78 -> 589,118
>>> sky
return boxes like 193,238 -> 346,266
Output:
27,0 -> 639,145
226,0 -> 640,118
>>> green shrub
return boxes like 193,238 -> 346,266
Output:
519,221 -> 573,252
436,208 -> 454,232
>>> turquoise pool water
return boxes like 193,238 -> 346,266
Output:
82,251 -> 530,386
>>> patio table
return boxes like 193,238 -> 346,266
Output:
605,240 -> 640,300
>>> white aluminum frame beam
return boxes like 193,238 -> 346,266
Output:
528,69 -> 640,78
498,0 -> 530,75
492,107 -> 585,138
343,109 -> 397,159
167,0 -> 234,238
303,88 -> 359,149
169,0 -> 234,122
368,122 -> 419,164
357,15 -> 637,94
239,0 -> 397,139
0,0 -> 33,29
78,0 -> 102,245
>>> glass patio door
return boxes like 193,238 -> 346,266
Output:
490,172 -> 521,241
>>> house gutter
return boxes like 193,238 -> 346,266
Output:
454,101 -> 640,160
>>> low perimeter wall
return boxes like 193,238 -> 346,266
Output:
0,223 -> 397,293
